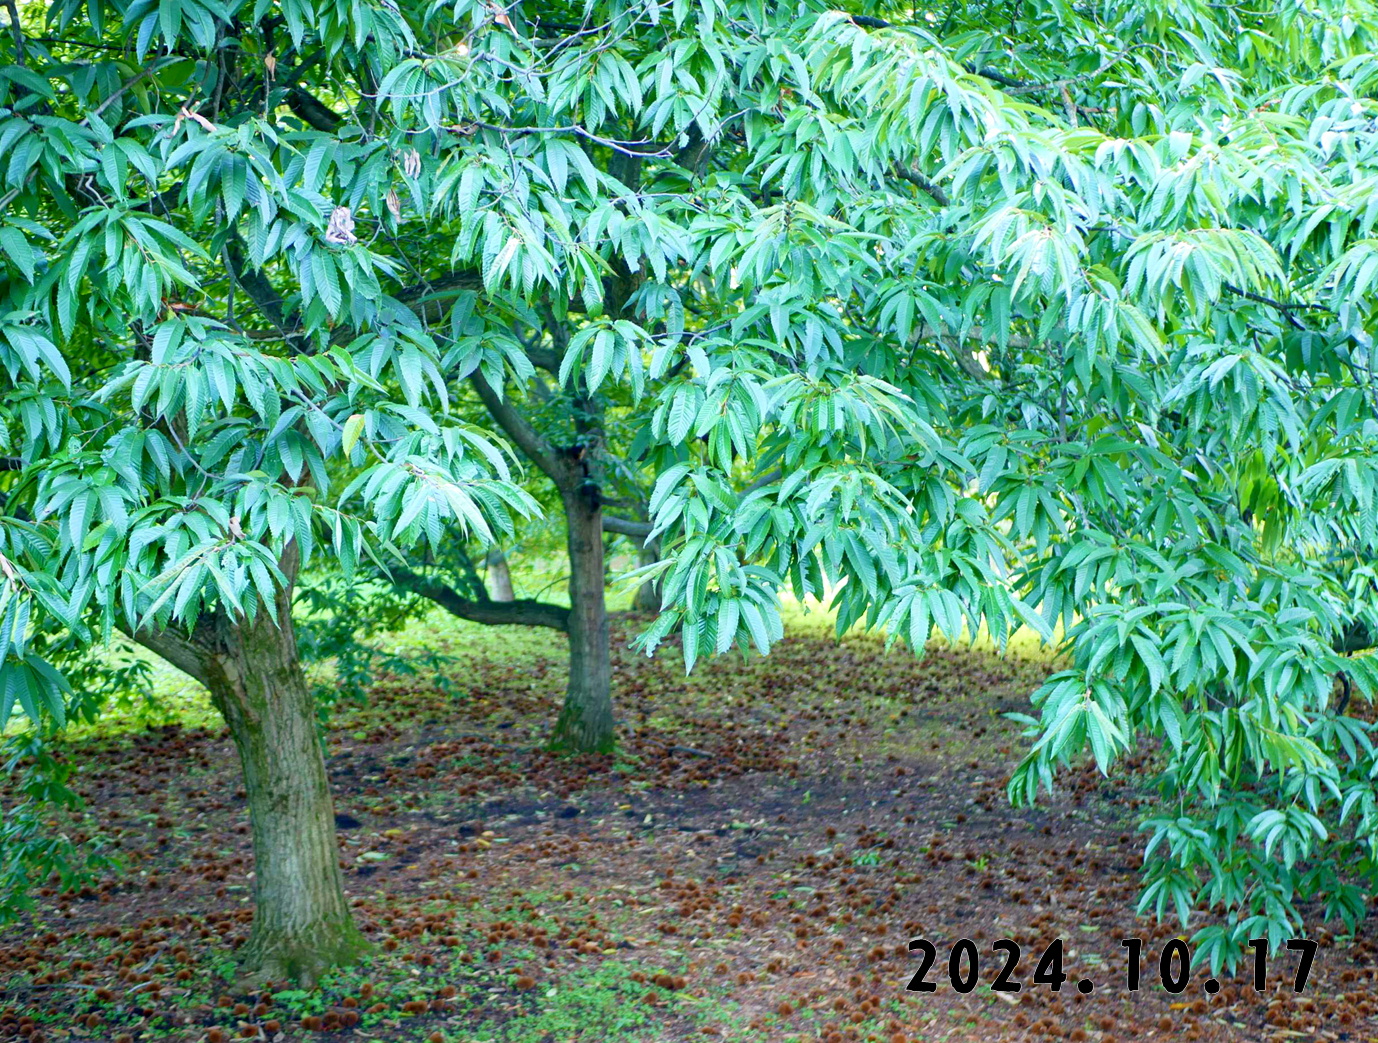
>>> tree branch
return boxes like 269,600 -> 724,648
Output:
131,184 -> 183,216
394,271 -> 486,323
3,0 -> 27,67
92,58 -> 182,118
225,235 -> 298,339
742,468 -> 782,495
392,567 -> 569,631
842,14 -> 1125,100
121,623 -> 212,687
673,123 -> 715,177
893,167 -> 949,206
286,87 -> 342,132
390,270 -> 586,327
1000,45 -> 1151,96
470,373 -> 567,484
1222,281 -> 1328,329
1334,620 -> 1373,656
527,345 -> 561,373
602,515 -> 652,538
967,64 -> 1032,88
914,323 -> 1029,378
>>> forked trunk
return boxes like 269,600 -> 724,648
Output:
551,487 -> 614,753
133,547 -> 366,985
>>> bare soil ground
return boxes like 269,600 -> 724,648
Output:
1,618 -> 1375,1043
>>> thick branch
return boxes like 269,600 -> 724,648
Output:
527,346 -> 561,373
470,373 -> 567,483
742,468 -> 782,495
393,568 -> 569,631
286,87 -> 342,132
4,0 -> 27,66
673,123 -> 715,176
391,271 -> 586,328
119,546 -> 297,687
394,271 -> 486,323
122,623 -> 212,687
1001,45 -> 1151,97
1333,621 -> 1373,715
226,236 -> 296,338
602,515 -> 652,538
914,323 -> 1029,378
967,64 -> 1033,88
1334,621 -> 1374,656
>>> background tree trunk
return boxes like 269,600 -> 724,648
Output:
633,537 -> 662,614
551,486 -> 614,752
467,371 -> 617,752
132,547 -> 366,985
485,547 -> 515,602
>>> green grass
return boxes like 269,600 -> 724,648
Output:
13,566 -> 1060,744
471,961 -> 676,1043
45,636 -> 221,739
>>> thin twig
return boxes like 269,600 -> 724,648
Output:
92,58 -> 180,117
636,736 -> 713,758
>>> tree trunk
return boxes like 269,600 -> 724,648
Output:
633,537 -> 662,614
205,613 -> 366,985
551,486 -> 615,753
132,548 -> 366,986
467,371 -> 615,752
485,547 -> 514,602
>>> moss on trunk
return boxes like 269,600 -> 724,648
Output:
134,545 -> 368,986
204,599 -> 369,985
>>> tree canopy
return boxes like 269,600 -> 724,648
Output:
4,0 -> 1378,980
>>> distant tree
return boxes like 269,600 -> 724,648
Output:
357,0 -> 1378,969
392,376 -> 657,753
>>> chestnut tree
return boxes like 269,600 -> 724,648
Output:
7,0 -> 1378,986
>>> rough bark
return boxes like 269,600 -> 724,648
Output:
204,611 -> 366,984
551,485 -> 615,753
131,547 -> 366,986
486,547 -> 515,602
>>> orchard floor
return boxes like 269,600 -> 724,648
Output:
2,612 -> 1376,1043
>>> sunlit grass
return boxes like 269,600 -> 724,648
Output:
20,564 -> 1060,742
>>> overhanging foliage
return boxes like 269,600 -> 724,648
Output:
1,0 -> 1378,972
